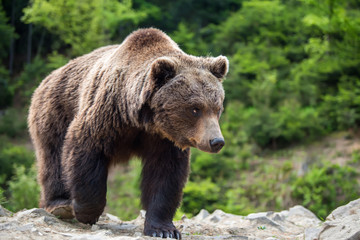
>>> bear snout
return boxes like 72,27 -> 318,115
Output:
194,116 -> 225,153
209,137 -> 225,153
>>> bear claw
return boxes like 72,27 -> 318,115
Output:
146,229 -> 181,239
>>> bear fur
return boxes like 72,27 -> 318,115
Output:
28,28 -> 228,239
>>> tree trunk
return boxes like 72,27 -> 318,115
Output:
9,0 -> 15,76
27,23 -> 33,64
36,28 -> 46,56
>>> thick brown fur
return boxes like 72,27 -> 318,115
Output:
28,28 -> 228,239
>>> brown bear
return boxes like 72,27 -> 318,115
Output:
28,28 -> 228,239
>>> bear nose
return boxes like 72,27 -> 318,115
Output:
209,138 -> 225,153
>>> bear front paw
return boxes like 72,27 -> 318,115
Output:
144,221 -> 181,239
74,212 -> 100,225
72,200 -> 103,225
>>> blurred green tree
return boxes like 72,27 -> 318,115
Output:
22,0 -> 146,55
0,1 -> 15,109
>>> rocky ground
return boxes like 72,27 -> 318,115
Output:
1,198 -> 359,240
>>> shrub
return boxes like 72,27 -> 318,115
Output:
0,191 -> 4,205
291,163 -> 359,219
190,149 -> 234,181
320,80 -> 360,131
0,182 -> 5,205
13,57 -> 49,102
220,187 -> 257,215
271,101 -> 325,144
5,164 -> 40,212
182,179 -> 221,215
106,160 -> 141,220
0,66 -> 12,109
0,142 -> 34,181
0,108 -> 28,138
350,150 -> 360,164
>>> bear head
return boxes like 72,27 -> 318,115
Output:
143,55 -> 229,153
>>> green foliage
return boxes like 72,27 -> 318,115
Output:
182,179 -> 220,215
13,57 -> 49,100
0,1 -> 15,59
5,164 -> 40,212
220,187 -> 257,215
214,0 -> 360,148
271,102 -> 325,144
0,187 -> 5,205
106,160 -> 141,220
292,163 -> 359,219
350,150 -> 360,164
23,0 -> 147,55
0,66 -> 13,109
0,142 -> 34,181
170,22 -> 208,56
134,0 -> 242,32
217,159 -> 295,215
0,0 -> 359,221
320,80 -> 360,131
46,51 -> 70,70
221,100 -> 325,148
0,1 -> 14,109
13,53 -> 70,103
190,149 -> 234,181
0,173 -> 5,205
0,108 -> 28,138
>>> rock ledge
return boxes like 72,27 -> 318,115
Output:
1,199 -> 359,240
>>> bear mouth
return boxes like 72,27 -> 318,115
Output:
188,138 -> 198,148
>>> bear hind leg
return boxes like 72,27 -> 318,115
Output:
35,138 -> 73,219
61,121 -> 110,225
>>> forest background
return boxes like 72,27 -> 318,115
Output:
0,0 -> 360,221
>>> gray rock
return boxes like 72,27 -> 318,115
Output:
326,198 -> 360,221
99,222 -> 137,232
105,213 -> 122,222
250,216 -> 284,231
16,208 -> 52,220
0,205 -> 12,217
271,213 -> 283,222
194,209 -> 210,221
209,215 -> 221,223
246,212 -> 285,231
305,227 -> 321,240
42,215 -> 60,225
0,221 -> 18,230
139,210 -> 146,219
246,212 -> 268,220
305,199 -> 360,240
91,225 -> 101,231
286,205 -> 322,228
318,214 -> 360,240
212,209 -> 228,218
16,223 -> 35,232
1,199 -> 360,240
288,206 -> 315,217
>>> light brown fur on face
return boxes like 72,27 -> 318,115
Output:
28,28 -> 228,238
150,65 -> 226,151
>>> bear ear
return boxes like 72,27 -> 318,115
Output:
150,57 -> 177,89
209,56 -> 229,80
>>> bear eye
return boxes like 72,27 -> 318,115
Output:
191,107 -> 201,117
